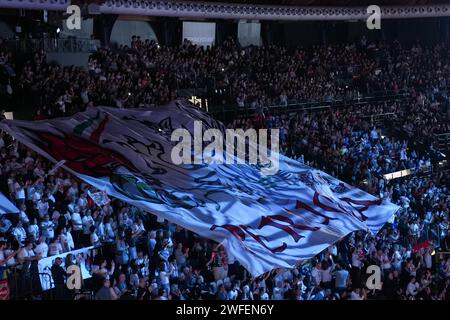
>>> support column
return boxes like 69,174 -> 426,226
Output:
93,14 -> 117,47
262,21 -> 283,46
215,20 -> 238,46
149,20 -> 164,45
161,18 -> 182,47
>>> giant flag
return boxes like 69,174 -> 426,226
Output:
0,192 -> 19,215
0,100 -> 399,276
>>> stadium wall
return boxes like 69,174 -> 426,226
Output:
110,19 -> 158,46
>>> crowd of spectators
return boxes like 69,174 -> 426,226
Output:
0,127 -> 448,300
230,93 -> 448,195
0,36 -> 449,300
1,36 -> 450,117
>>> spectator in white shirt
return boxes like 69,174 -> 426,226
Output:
67,182 -> 79,201
48,236 -> 63,256
33,162 -> 45,178
349,288 -> 366,300
35,236 -> 49,258
228,282 -> 240,300
424,248 -> 433,269
37,197 -> 50,218
406,277 -> 420,298
104,216 -> 115,241
390,245 -> 402,269
40,214 -> 55,239
23,151 -> 34,167
272,281 -> 284,300
14,177 -> 26,207
320,259 -> 334,288
147,230 -> 157,257
124,212 -> 133,228
12,220 -> 27,246
82,211 -> 95,246
60,226 -> 75,251
90,226 -> 100,246
67,198 -> 77,215
380,248 -> 392,272
128,219 -> 142,241
174,243 -> 189,270
311,261 -> 322,287
17,241 -> 40,267
3,242 -> 17,268
46,190 -> 56,204
17,204 -> 30,225
101,203 -> 114,217
31,187 -> 43,204
28,218 -> 40,241
409,219 -> 419,236
334,264 -> 350,293
71,208 -> 83,248
400,147 -> 407,161
158,261 -> 171,297
0,240 -> 18,269
96,217 -> 106,241
370,127 -> 379,141
77,192 -> 88,211
351,247 -> 364,287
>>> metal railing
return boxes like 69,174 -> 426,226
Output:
363,112 -> 396,126
3,266 -> 53,300
205,90 -> 410,122
4,38 -> 101,53
435,132 -> 450,156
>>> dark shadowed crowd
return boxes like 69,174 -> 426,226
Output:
1,36 -> 450,117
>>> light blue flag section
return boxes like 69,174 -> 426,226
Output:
0,192 -> 19,214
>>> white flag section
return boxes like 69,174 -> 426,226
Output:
0,100 -> 399,276
0,192 -> 19,215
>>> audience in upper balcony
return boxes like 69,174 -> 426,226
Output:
0,37 -> 450,120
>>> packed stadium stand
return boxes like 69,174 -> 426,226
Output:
0,0 -> 449,301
